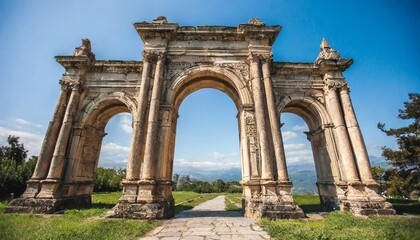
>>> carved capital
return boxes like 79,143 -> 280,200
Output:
248,52 -> 273,66
69,81 -> 82,91
324,81 -> 346,92
248,53 -> 261,64
260,53 -> 273,64
339,83 -> 350,94
143,50 -> 166,62
59,80 -> 70,90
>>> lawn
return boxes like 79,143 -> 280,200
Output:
260,195 -> 420,240
260,211 -> 420,240
0,191 -> 221,240
1,192 -> 419,240
0,192 -> 160,240
225,193 -> 242,211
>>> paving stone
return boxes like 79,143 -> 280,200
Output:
140,195 -> 272,239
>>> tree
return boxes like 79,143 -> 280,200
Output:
0,135 -> 28,165
0,136 -> 35,199
378,93 -> 420,198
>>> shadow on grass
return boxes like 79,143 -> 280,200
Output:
175,205 -> 193,214
90,202 -> 115,209
299,204 -> 323,213
388,199 -> 420,215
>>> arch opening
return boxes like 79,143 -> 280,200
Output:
281,98 -> 340,212
63,98 -> 133,202
162,72 -> 247,215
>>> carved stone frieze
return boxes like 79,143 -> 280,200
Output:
91,61 -> 142,74
166,62 -> 197,81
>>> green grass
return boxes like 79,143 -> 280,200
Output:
293,195 -> 322,213
260,211 -> 420,240
0,192 -> 158,240
173,191 -> 201,204
388,198 -> 420,215
225,193 -> 242,211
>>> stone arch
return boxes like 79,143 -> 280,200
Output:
165,66 -> 253,109
63,94 -> 135,197
278,93 -> 341,210
81,91 -> 137,125
158,68 -> 251,183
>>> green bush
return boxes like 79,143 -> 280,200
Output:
0,136 -> 36,199
94,167 -> 125,192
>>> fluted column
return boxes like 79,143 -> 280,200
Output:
249,54 -> 274,181
46,83 -> 81,180
261,56 -> 289,182
126,53 -> 153,180
324,84 -> 360,182
32,82 -> 70,180
142,52 -> 166,180
340,85 -> 375,183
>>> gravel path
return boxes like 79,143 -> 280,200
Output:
140,195 -> 271,240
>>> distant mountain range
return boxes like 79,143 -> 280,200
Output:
173,155 -> 389,194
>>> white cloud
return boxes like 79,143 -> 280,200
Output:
14,118 -> 43,129
282,131 -> 298,141
175,158 -> 241,170
174,151 -> 240,172
212,151 -> 238,160
0,121 -> 44,157
98,142 -> 130,168
292,124 -> 308,132
284,143 -> 306,151
119,113 -> 132,134
284,143 -> 313,165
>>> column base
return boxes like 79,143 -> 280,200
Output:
106,199 -> 175,219
109,179 -> 175,219
341,183 -> 395,216
21,179 -> 42,198
5,195 -> 91,214
242,180 -> 305,219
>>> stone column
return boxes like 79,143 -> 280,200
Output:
261,56 -> 289,182
31,82 -> 70,180
324,84 -> 360,182
339,85 -> 375,183
249,54 -> 274,181
46,82 -> 81,180
126,53 -> 152,180
142,52 -> 165,180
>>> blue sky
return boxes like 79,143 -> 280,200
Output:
0,1 -> 419,176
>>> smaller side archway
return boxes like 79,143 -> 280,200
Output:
279,94 -> 342,211
60,94 -> 135,202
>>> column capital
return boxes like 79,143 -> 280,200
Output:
69,81 -> 82,91
59,80 -> 71,90
248,52 -> 273,64
143,50 -> 167,62
323,80 -> 346,93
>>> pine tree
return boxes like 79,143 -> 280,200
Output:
378,93 -> 420,198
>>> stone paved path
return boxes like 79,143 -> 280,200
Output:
140,195 -> 271,240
